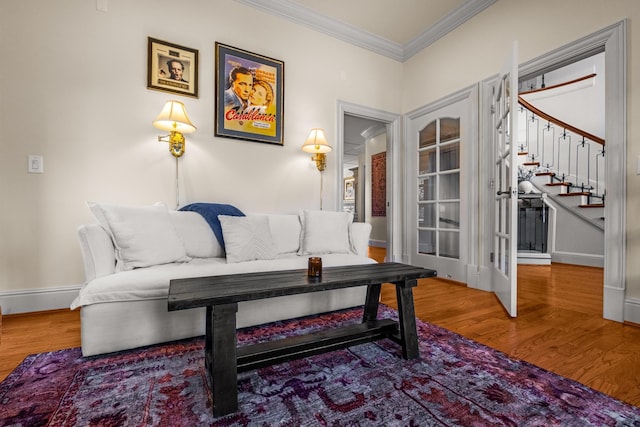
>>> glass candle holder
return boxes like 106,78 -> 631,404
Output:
308,257 -> 322,277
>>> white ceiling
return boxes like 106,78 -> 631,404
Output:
288,0 -> 467,46
234,0 -> 497,62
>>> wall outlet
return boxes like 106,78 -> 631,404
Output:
28,155 -> 43,174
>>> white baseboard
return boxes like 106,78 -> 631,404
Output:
551,251 -> 604,268
624,297 -> 640,324
369,240 -> 387,248
0,285 -> 81,314
518,252 -> 552,265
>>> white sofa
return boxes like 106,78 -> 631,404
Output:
73,203 -> 375,356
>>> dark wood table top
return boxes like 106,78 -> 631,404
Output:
168,262 -> 436,310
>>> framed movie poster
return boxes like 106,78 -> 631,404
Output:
215,42 -> 284,145
147,37 -> 198,98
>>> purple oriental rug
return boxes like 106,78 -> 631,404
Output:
1,305 -> 639,426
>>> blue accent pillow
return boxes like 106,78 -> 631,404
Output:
179,203 -> 245,248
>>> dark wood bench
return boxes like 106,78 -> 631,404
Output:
168,262 -> 436,417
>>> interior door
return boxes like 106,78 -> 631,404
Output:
408,98 -> 470,282
492,42 -> 519,316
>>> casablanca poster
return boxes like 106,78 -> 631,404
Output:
215,43 -> 284,145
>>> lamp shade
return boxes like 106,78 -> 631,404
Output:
153,100 -> 196,133
301,128 -> 332,154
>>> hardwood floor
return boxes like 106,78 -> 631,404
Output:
0,308 -> 80,384
371,246 -> 640,407
1,249 -> 639,407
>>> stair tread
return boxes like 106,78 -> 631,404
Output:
536,172 -> 555,176
523,162 -> 540,166
579,203 -> 605,208
559,192 -> 591,196
547,182 -> 571,186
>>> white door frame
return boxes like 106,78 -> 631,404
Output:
480,21 -> 626,321
336,100 -> 402,262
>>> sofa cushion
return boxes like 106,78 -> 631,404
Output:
70,253 -> 377,309
299,210 -> 353,255
219,215 -> 278,263
88,202 -> 190,271
169,211 -> 224,258
267,214 -> 302,254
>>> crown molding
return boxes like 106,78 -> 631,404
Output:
234,0 -> 497,62
234,0 -> 404,61
403,0 -> 497,61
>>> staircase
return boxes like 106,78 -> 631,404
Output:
515,74 -> 605,265
517,97 -> 605,229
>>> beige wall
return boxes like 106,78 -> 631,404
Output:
2,0 -> 639,312
401,0 -> 640,300
0,0 -> 402,296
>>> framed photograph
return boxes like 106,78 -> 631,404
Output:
215,42 -> 284,145
343,176 -> 355,201
147,37 -> 198,98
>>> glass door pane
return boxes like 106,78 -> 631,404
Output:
417,117 -> 460,259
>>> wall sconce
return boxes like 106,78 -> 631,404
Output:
301,128 -> 332,210
152,100 -> 196,207
152,100 -> 196,157
301,128 -> 332,171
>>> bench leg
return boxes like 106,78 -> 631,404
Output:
396,280 -> 419,360
363,283 -> 382,321
206,303 -> 239,417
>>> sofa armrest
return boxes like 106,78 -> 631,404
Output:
350,222 -> 372,257
77,224 -> 116,282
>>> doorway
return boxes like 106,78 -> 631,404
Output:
336,101 -> 401,262
343,114 -> 387,247
480,21 -> 626,321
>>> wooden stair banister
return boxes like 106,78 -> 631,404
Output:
518,96 -> 604,146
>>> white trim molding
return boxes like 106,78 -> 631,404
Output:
234,0 -> 496,62
624,298 -> 640,325
403,0 -> 496,60
369,239 -> 387,249
0,285 -> 81,314
518,20 -> 627,322
551,251 -> 604,268
336,100 -> 401,262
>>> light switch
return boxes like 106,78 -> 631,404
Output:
28,155 -> 43,174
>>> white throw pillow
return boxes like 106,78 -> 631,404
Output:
219,215 -> 278,263
168,210 -> 224,258
299,210 -> 353,255
87,202 -> 190,271
268,214 -> 302,254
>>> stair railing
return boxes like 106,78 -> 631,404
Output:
517,95 -> 605,203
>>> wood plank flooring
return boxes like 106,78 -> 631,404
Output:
1,249 -> 639,407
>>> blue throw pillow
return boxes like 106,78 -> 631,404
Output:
179,203 -> 245,248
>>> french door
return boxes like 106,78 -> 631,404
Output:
407,94 -> 474,282
491,42 -> 519,317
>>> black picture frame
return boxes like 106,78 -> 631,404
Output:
147,37 -> 198,98
215,42 -> 284,145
